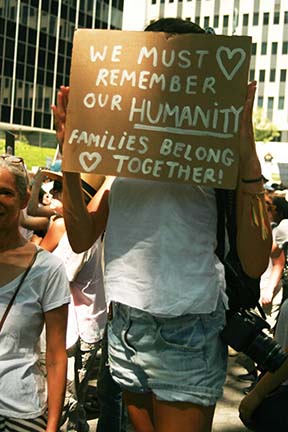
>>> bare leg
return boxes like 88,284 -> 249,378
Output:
153,394 -> 215,432
124,391 -> 215,432
123,391 -> 155,432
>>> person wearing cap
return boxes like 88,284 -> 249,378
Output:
52,17 -> 272,432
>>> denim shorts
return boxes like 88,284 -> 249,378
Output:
107,301 -> 228,406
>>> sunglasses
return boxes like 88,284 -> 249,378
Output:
0,155 -> 29,181
1,154 -> 24,165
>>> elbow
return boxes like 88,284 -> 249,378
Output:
239,245 -> 271,279
241,256 -> 270,279
66,231 -> 93,253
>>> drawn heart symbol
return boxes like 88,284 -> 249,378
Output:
79,152 -> 102,172
216,47 -> 246,80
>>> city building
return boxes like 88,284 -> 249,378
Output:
122,0 -> 288,141
0,0 -> 124,146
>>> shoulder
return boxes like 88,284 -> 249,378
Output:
36,246 -> 67,271
274,219 -> 288,247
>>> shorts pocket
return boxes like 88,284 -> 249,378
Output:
157,316 -> 205,352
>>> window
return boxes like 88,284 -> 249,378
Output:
261,42 -> 267,54
270,69 -> 276,81
271,42 -> 278,55
213,15 -> 219,27
223,15 -> 229,27
195,16 -> 200,25
151,0 -> 156,4
280,69 -> 287,81
251,43 -> 257,55
243,14 -> 248,26
274,11 -> 280,24
253,12 -> 259,25
263,12 -> 269,25
285,11 -> 288,24
258,96 -> 263,107
268,97 -> 274,110
278,96 -> 285,110
204,16 -> 210,28
249,69 -> 255,81
259,70 -> 265,82
282,41 -> 288,54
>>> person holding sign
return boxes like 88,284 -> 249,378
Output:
53,17 -> 272,432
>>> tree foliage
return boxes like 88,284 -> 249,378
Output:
253,107 -> 280,142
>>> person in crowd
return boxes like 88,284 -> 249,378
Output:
270,195 -> 288,304
19,208 -> 50,241
239,298 -> 288,431
260,195 -> 288,328
0,156 -> 70,432
27,168 -> 63,219
34,170 -> 126,432
52,17 -> 272,432
237,192 -> 285,391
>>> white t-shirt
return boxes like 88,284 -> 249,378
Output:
104,178 -> 226,316
274,219 -> 288,249
53,235 -> 107,344
0,248 -> 70,419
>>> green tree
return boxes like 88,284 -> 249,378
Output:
253,107 -> 280,142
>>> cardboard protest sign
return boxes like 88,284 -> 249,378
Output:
62,29 -> 251,188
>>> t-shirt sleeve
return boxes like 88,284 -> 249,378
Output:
42,260 -> 70,313
274,221 -> 288,249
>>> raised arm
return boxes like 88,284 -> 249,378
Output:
62,171 -> 110,252
19,209 -> 49,232
236,81 -> 272,278
27,169 -> 62,218
52,86 -> 110,253
261,244 -> 285,306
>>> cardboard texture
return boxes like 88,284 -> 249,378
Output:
62,29 -> 251,188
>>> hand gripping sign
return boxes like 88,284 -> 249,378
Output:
62,29 -> 251,189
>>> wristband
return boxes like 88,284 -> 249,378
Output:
242,175 -> 264,184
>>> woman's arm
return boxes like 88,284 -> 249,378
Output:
261,246 -> 285,305
39,217 -> 66,252
45,304 -> 68,432
239,353 -> 288,424
52,87 -> 110,253
19,210 -> 49,232
236,81 -> 272,277
62,172 -> 110,253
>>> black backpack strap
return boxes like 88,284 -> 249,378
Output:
215,188 -> 226,262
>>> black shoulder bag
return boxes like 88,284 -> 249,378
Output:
215,188 -> 261,316
215,189 -> 288,372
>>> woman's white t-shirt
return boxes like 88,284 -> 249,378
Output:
104,178 -> 227,316
0,248 -> 70,418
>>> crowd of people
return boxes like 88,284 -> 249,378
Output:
1,16 -> 288,432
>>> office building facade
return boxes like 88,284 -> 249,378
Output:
0,0 -> 123,144
122,0 -> 288,141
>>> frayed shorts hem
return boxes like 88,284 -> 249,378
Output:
108,301 -> 227,406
